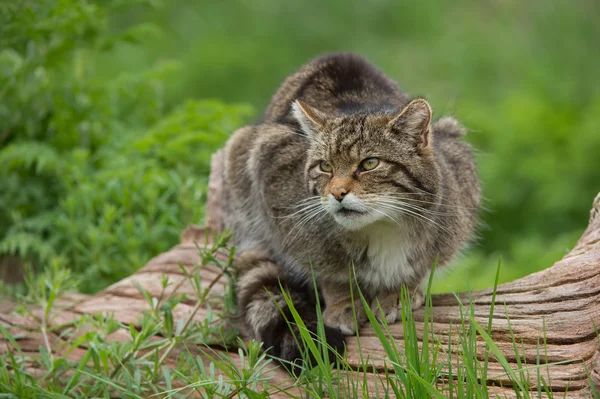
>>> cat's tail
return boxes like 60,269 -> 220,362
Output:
434,116 -> 467,137
235,250 -> 345,374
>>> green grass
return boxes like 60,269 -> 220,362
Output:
1,234 -> 596,398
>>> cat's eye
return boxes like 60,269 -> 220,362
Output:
320,160 -> 333,173
361,157 -> 380,171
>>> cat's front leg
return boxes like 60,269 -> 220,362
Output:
321,281 -> 368,335
370,287 -> 425,324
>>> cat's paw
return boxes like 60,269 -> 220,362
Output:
371,288 -> 425,324
323,301 -> 366,335
260,309 -> 346,376
371,292 -> 401,324
411,289 -> 425,310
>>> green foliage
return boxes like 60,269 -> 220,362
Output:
0,0 -> 252,292
0,232 -> 253,398
98,0 -> 600,287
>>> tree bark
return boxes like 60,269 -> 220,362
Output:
1,149 -> 599,398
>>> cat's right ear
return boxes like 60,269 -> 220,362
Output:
291,100 -> 327,136
388,98 -> 433,150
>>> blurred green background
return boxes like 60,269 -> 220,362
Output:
1,0 -> 599,294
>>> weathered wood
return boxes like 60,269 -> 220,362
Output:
1,150 -> 599,398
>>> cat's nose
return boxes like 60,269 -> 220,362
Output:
331,186 -> 348,202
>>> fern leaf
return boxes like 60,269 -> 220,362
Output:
0,232 -> 57,263
0,142 -> 61,174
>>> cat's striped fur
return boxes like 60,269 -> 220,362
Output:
223,53 -> 480,369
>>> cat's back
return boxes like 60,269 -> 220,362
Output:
223,122 -> 311,251
263,53 -> 410,123
433,117 -> 481,212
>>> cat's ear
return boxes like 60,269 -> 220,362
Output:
291,100 -> 327,135
388,98 -> 432,149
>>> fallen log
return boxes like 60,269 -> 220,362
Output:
1,150 -> 599,398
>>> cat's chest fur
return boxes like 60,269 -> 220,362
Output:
359,222 -> 419,291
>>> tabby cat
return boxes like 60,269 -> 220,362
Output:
222,53 -> 480,368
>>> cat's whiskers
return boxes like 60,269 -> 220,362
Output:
283,205 -> 329,246
284,196 -> 322,209
409,186 -> 476,208
374,202 -> 454,237
376,197 -> 463,217
268,197 -> 322,220
371,187 -> 464,209
368,207 -> 403,229
381,194 -> 477,210
275,202 -> 322,220
363,193 -> 447,215
368,192 -> 476,211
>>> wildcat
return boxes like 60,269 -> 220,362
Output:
222,53 -> 480,367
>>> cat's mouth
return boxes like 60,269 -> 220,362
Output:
337,208 -> 366,217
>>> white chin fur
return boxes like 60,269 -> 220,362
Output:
332,212 -> 381,230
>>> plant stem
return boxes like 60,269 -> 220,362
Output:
155,267 -> 229,369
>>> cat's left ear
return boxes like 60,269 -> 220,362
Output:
291,100 -> 327,136
388,98 -> 432,150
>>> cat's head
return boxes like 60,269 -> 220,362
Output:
292,98 -> 441,231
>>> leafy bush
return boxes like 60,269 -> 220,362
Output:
0,0 -> 252,292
